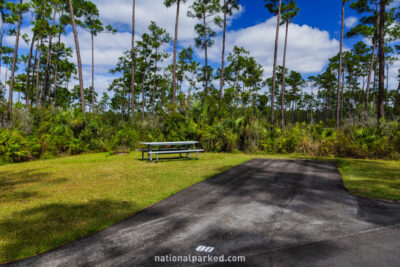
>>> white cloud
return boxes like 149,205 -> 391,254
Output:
388,61 -> 400,91
92,0 -> 242,40
61,29 -> 133,67
344,16 -> 358,28
4,25 -> 34,50
205,17 -> 340,75
93,0 -> 197,40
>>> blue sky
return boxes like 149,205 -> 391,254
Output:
237,0 -> 395,43
234,0 -> 358,34
3,0 -> 400,96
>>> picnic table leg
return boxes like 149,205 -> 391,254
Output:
150,153 -> 152,162
189,153 -> 192,159
148,145 -> 151,161
156,153 -> 158,163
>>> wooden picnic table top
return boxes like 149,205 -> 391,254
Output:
139,141 -> 199,146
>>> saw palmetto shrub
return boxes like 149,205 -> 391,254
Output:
0,129 -> 32,163
1,105 -> 400,165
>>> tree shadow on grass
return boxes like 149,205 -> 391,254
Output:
137,157 -> 196,163
339,159 -> 400,177
0,170 -> 68,203
0,169 -> 50,189
0,191 -> 42,203
0,199 -> 138,263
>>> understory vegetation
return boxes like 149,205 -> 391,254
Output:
1,100 -> 400,165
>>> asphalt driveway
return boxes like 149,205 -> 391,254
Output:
9,159 -> 400,266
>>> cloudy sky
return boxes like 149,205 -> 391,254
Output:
4,0 -> 400,96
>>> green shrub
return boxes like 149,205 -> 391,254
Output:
0,129 -> 31,163
1,106 -> 400,164
163,113 -> 199,141
112,124 -> 140,151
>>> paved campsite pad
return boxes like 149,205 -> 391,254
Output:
9,159 -> 400,266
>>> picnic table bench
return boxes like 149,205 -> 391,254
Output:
138,141 -> 204,163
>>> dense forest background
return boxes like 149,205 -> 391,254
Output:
0,0 -> 399,164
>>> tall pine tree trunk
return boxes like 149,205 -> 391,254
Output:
24,33 -> 36,107
203,14 -> 209,96
336,0 -> 345,128
30,40 -> 39,106
310,88 -> 314,125
8,0 -> 23,117
281,18 -> 289,129
35,39 -> 42,107
234,71 -> 239,109
152,48 -> 158,118
91,32 -> 95,112
219,0 -> 227,102
5,67 -> 7,93
68,0 -> 86,114
395,79 -> 400,116
341,71 -> 345,120
365,11 -> 379,113
141,73 -> 146,121
0,16 -> 4,77
172,0 -> 180,107
131,0 -> 136,123
121,88 -> 126,117
385,63 -> 389,112
270,0 -> 282,126
43,8 -> 57,107
377,0 -> 385,121
372,66 -> 377,110
291,101 -> 294,123
53,29 -> 61,108
365,40 -> 377,113
359,75 -> 365,106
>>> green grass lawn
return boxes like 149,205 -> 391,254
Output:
338,159 -> 400,201
0,152 -> 399,263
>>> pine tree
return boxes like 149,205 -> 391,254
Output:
336,0 -> 350,128
377,0 -> 386,121
8,0 -> 26,117
68,0 -> 86,114
148,21 -> 171,118
164,0 -> 187,108
280,0 -> 299,129
188,0 -> 222,96
131,0 -> 136,123
219,0 -> 239,102
264,0 -> 282,126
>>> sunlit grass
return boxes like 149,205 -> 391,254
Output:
338,158 -> 400,201
0,152 -> 399,263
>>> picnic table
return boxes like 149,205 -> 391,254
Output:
138,141 -> 204,163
